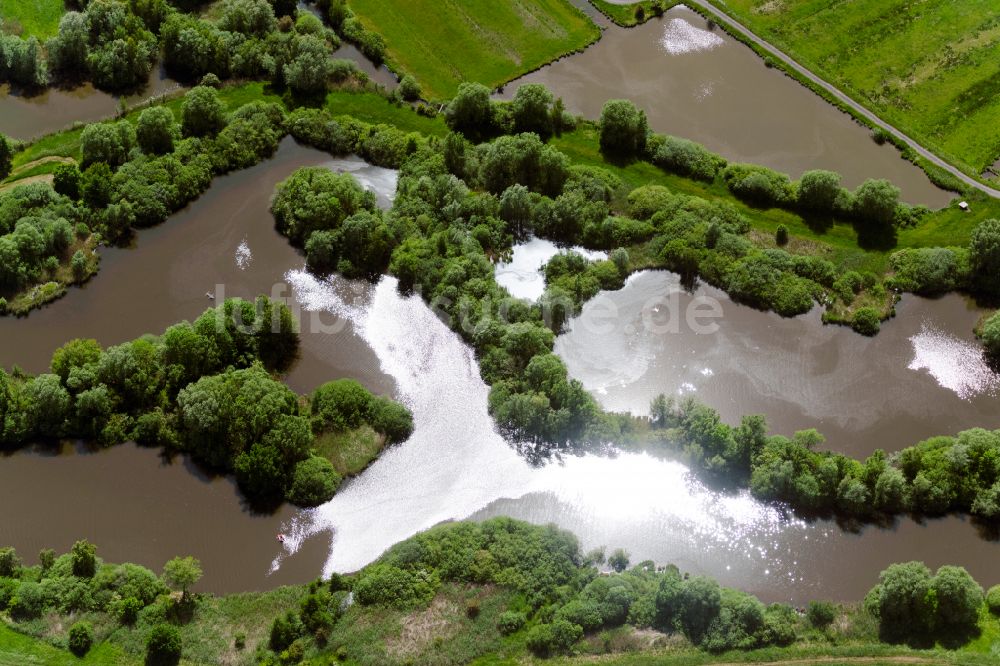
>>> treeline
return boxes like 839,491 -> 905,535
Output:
0,85 -> 428,314
0,0 -> 375,96
275,520 -> 996,660
0,297 -> 411,505
3,524 -> 997,662
0,540 -> 202,662
650,394 -> 1000,525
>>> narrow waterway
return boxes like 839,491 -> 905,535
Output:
0,139 -> 398,592
1,140 -> 997,603
554,270 -> 1000,459
279,269 -> 1000,604
503,5 -> 951,207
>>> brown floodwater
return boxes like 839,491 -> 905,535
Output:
0,139 -> 398,592
0,64 -> 181,143
0,441 -> 331,594
502,5 -> 951,207
555,270 -> 1000,459
1,140 -> 997,604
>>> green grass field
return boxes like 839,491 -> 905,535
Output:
0,0 -> 65,40
345,0 -> 601,100
705,0 -> 1000,179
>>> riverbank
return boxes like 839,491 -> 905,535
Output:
590,1 -> 991,198
2,523 -> 1000,664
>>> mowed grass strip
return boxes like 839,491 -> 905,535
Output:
0,0 -> 65,39
706,0 -> 1000,177
345,0 -> 601,99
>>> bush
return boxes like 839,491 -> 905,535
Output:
398,75 -> 421,102
650,134 -> 725,181
181,86 -> 226,138
286,456 -> 341,506
146,624 -> 182,665
498,610 -> 526,635
979,312 -> 1000,360
969,219 -> 1000,297
775,224 -> 789,246
599,99 -> 648,159
9,581 -> 45,619
68,621 -> 94,657
136,107 -> 178,155
851,307 -> 881,336
987,585 -> 1000,615
806,600 -> 836,628
0,548 -> 20,577
353,564 -> 439,609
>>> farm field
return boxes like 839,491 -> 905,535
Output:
345,0 -> 601,99
0,0 -> 64,39
705,0 -> 1000,179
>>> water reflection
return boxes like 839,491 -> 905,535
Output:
277,270 -> 1000,604
495,238 -> 607,301
555,270 -> 1000,458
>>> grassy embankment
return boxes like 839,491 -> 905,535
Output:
3,581 -> 1000,665
344,0 -> 601,100
702,0 -> 1000,183
0,0 -> 64,40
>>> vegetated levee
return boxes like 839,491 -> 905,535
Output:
2,520 -> 1000,664
697,0 -> 1000,181
500,5 -> 952,208
3,79 -> 1000,600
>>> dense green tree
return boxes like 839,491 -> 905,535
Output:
52,163 -> 82,200
286,455 -> 341,505
146,623 -> 182,665
0,134 -> 12,181
71,539 -> 97,578
981,311 -> 1000,360
219,0 -> 276,35
271,167 -> 376,244
80,121 -> 135,168
872,561 -> 934,643
23,374 -> 71,437
181,86 -> 227,138
511,83 -> 554,139
81,162 -> 114,208
162,556 -> 202,603
445,82 -> 495,142
0,547 -> 20,577
310,379 -> 373,431
932,565 -> 983,639
678,576 -> 722,644
853,179 -> 900,227
969,219 -> 1000,297
283,34 -> 334,95
398,74 -> 421,101
797,170 -> 842,212
45,12 -> 90,77
608,548 -> 630,573
68,621 -> 94,656
51,338 -> 102,381
136,107 -> 179,155
598,99 -> 648,159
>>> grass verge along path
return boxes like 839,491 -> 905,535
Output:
696,0 -> 1000,194
345,0 -> 601,99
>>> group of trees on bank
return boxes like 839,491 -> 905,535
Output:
0,296 -> 411,506
265,519 -> 997,660
596,98 -> 927,237
0,0 -> 370,95
3,524 -> 998,662
649,393 -> 1000,525
0,540 -> 197,662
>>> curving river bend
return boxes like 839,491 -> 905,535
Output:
0,152 -> 994,600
